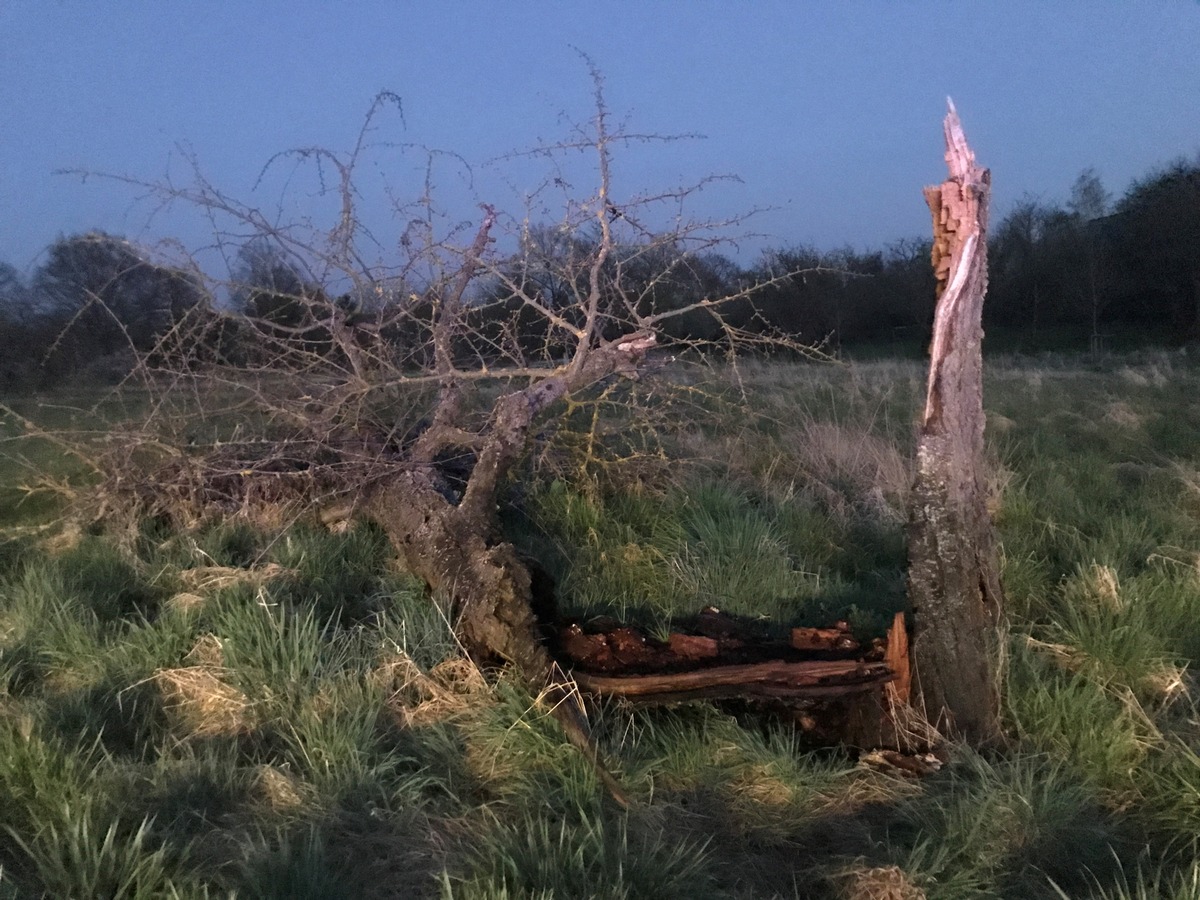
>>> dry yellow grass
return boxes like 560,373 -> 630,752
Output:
1023,634 -> 1187,706
1103,400 -> 1149,431
176,562 -> 293,593
155,636 -> 255,738
253,764 -> 307,811
375,652 -> 487,728
186,633 -> 225,667
725,760 -> 917,842
791,421 -> 911,515
710,417 -> 911,522
166,591 -> 207,615
834,865 -> 926,900
155,666 -> 255,738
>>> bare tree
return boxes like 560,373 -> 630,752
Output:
35,69 -> 810,803
1067,168 -> 1112,352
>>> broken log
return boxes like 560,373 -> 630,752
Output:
558,607 -> 899,711
574,659 -> 894,704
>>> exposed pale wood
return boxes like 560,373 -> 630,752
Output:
883,612 -> 911,705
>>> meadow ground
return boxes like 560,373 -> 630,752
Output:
2,350 -> 1200,898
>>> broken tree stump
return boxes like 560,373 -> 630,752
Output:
882,611 -> 911,705
907,100 -> 1004,747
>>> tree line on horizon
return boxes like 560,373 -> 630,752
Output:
1,153 -> 1197,389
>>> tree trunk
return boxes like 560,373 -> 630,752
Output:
907,101 -> 1004,747
366,335 -> 656,807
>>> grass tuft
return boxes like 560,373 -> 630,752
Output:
443,806 -> 713,900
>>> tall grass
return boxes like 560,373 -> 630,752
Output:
2,352 -> 1200,896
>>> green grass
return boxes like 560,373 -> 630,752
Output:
3,351 -> 1200,896
442,805 -> 714,900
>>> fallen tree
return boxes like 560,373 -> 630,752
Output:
24,77 -> 1005,805
28,72 -> 825,805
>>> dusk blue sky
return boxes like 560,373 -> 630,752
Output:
3,2 -> 1199,274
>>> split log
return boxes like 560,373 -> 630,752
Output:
574,659 -> 894,704
907,100 -> 1004,746
559,608 -> 901,715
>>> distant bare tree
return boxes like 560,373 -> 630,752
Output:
1115,156 -> 1200,343
1067,168 -> 1112,351
31,231 -> 208,377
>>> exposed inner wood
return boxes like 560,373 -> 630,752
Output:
907,100 -> 1004,747
556,607 -> 905,709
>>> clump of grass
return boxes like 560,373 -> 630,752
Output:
1139,743 -> 1200,842
832,864 -> 927,900
56,536 -> 165,625
269,523 -> 395,626
135,740 -> 252,846
512,478 -> 691,626
0,726 -> 196,897
155,661 -> 256,740
672,481 -> 807,618
276,677 -> 422,806
518,475 -> 902,638
1049,856 -> 1200,900
377,653 -> 488,729
0,532 -> 36,579
201,590 -> 341,706
1006,641 -> 1163,793
783,420 -> 911,522
617,705 -> 912,853
1026,564 -> 1189,705
457,676 -> 607,814
719,726 -> 902,842
899,753 -> 1130,899
174,560 -> 293,596
234,824 -> 357,900
443,806 -> 714,900
6,808 -> 179,899
372,585 -> 461,671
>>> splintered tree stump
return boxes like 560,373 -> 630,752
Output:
907,101 -> 1004,747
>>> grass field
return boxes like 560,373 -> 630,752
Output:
2,350 -> 1200,898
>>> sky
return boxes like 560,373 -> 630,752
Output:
2,2 -> 1199,276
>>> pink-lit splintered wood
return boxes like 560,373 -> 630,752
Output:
908,100 -> 1004,747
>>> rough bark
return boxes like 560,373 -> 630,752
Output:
365,332 -> 656,807
907,101 -> 1004,747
